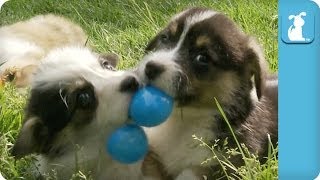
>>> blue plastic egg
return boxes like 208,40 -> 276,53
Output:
106,124 -> 148,164
129,86 -> 173,127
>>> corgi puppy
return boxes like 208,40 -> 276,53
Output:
136,7 -> 278,179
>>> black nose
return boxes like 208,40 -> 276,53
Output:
120,76 -> 140,92
145,61 -> 165,80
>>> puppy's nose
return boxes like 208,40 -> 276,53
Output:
120,76 -> 140,93
145,61 -> 165,80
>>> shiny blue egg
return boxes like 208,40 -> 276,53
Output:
129,86 -> 173,127
106,124 -> 148,164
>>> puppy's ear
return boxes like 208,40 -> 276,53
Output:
300,12 -> 306,17
99,53 -> 119,68
245,37 -> 267,99
288,15 -> 295,20
11,117 -> 48,159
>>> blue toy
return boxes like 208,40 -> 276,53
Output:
106,124 -> 148,164
129,86 -> 173,127
106,86 -> 173,164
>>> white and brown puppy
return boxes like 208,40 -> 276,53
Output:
136,7 -> 278,179
10,47 -> 156,180
0,14 -> 87,87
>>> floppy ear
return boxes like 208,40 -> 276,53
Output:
245,37 -> 267,99
99,53 -> 119,68
288,15 -> 295,20
300,12 -> 307,16
11,117 -> 48,159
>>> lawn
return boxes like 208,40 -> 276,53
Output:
0,0 -> 278,179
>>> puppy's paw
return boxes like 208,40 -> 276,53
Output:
175,169 -> 201,180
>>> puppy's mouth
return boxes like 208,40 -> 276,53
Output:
142,61 -> 196,106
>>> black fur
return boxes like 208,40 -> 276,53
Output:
119,76 -> 140,92
11,80 -> 98,157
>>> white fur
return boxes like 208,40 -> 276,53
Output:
136,50 -> 182,97
266,78 -> 278,87
176,10 -> 217,54
250,77 -> 259,103
185,11 -> 217,29
175,169 -> 199,180
0,36 -> 42,65
30,47 -> 145,180
171,8 -> 217,24
171,9 -> 190,21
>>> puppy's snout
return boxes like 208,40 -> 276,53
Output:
120,76 -> 140,93
145,61 -> 165,80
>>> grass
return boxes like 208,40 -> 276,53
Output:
0,0 -> 278,179
192,98 -> 278,180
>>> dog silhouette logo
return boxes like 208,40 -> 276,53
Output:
288,12 -> 307,41
282,10 -> 314,44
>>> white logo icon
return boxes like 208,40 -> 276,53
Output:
288,12 -> 307,41
315,172 -> 320,180
0,0 -> 9,11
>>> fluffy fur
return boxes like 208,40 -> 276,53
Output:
11,47 -> 161,180
0,14 -> 87,88
136,7 -> 278,179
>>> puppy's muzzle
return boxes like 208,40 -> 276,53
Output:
143,60 -> 194,105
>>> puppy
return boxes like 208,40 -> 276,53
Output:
11,46 -> 155,180
0,14 -> 87,88
136,7 -> 278,179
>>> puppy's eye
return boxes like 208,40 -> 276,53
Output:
160,33 -> 170,43
194,54 -> 209,66
101,60 -> 115,71
77,92 -> 94,109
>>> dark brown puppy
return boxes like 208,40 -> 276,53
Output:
136,7 -> 278,179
